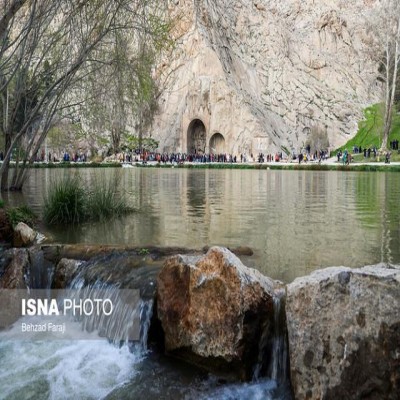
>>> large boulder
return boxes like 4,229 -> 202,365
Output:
13,222 -> 37,247
286,265 -> 400,400
156,246 -> 277,379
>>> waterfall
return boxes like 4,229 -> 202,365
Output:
0,253 -> 157,399
139,299 -> 153,351
28,248 -> 55,291
253,288 -> 290,386
63,260 -> 156,353
269,288 -> 289,383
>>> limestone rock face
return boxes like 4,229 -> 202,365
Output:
154,0 -> 381,155
156,246 -> 277,378
286,264 -> 400,400
13,222 -> 37,248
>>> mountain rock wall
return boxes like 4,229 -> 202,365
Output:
153,0 -> 381,155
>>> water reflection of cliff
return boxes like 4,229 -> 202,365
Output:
354,173 -> 400,265
10,168 -> 400,283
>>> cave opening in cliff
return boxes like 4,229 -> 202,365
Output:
187,119 -> 206,154
209,133 -> 225,154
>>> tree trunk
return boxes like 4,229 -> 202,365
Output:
0,134 -> 11,191
381,38 -> 396,150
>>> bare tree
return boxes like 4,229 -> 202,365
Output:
0,0 -> 170,190
81,22 -> 165,155
369,0 -> 400,150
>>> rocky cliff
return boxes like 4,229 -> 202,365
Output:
152,0 -> 381,155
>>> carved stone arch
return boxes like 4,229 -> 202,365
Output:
209,133 -> 225,154
187,119 -> 206,154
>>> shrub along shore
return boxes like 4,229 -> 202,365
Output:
43,176 -> 132,225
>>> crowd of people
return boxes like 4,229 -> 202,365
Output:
338,144 -> 395,164
0,148 -> 330,165
1,142 -> 399,166
295,150 -> 330,164
140,151 -> 301,164
390,140 -> 399,150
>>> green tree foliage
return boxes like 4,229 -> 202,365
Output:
123,136 -> 159,152
0,0 -> 171,190
79,6 -> 172,155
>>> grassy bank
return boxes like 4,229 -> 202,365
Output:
334,104 -> 400,154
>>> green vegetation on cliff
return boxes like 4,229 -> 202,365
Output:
335,104 -> 400,153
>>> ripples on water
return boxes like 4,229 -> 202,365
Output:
0,332 -> 138,400
5,168 -> 400,282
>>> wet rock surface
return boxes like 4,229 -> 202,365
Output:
1,240 -> 398,396
40,244 -> 251,264
156,246 -> 277,379
53,258 -> 82,289
0,248 -> 29,289
13,222 -> 37,248
286,264 -> 400,400
64,251 -> 164,299
0,248 -> 30,329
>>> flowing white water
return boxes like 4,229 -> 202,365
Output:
0,224 -> 294,399
270,289 -> 288,383
200,379 -> 286,400
0,267 -> 154,400
0,321 -> 140,400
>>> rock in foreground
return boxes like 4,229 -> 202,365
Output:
286,265 -> 400,400
0,248 -> 30,329
13,222 -> 37,248
156,246 -> 277,379
0,248 -> 29,289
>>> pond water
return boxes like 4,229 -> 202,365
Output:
2,167 -> 400,400
5,167 -> 400,283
